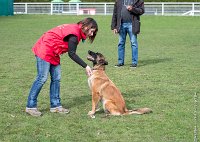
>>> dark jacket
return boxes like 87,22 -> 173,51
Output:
111,0 -> 144,34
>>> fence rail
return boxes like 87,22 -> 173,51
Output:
14,2 -> 200,16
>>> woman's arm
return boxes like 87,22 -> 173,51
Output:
65,34 -> 87,68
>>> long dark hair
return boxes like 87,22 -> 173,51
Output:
77,17 -> 98,43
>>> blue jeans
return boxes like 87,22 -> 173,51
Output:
118,22 -> 138,65
26,56 -> 61,108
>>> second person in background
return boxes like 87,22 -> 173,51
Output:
111,0 -> 144,68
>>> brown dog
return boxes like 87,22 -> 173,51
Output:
87,50 -> 152,118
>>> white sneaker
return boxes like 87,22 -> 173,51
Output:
50,106 -> 70,114
25,107 -> 42,117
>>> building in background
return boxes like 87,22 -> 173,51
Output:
0,0 -> 14,16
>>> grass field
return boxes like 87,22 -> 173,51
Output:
0,15 -> 199,142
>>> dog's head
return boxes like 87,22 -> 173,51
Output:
87,50 -> 108,68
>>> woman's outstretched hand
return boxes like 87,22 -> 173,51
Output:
85,65 -> 93,77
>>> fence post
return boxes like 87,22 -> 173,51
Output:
162,3 -> 164,15
51,3 -> 53,15
104,3 -> 106,15
76,3 -> 79,15
25,3 -> 27,14
192,3 -> 194,16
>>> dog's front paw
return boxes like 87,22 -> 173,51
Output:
88,111 -> 95,115
88,111 -> 95,119
89,114 -> 95,119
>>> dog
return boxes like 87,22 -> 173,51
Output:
87,50 -> 152,118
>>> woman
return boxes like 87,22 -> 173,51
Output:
26,17 -> 98,117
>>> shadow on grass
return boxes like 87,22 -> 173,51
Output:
122,89 -> 150,109
122,92 -> 137,108
64,95 -> 91,109
38,95 -> 91,112
138,58 -> 172,67
56,88 -> 150,113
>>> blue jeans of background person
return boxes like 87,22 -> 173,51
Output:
118,22 -> 138,65
26,56 -> 61,108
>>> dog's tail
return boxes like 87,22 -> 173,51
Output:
124,108 -> 152,115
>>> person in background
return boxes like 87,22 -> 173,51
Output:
26,18 -> 98,117
111,0 -> 144,68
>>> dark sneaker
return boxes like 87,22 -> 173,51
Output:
50,106 -> 70,114
115,63 -> 124,67
130,64 -> 137,68
25,107 -> 42,117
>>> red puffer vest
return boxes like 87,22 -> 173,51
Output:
32,24 -> 87,65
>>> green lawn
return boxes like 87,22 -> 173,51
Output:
0,15 -> 199,142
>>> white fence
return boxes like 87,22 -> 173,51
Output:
14,2 -> 200,16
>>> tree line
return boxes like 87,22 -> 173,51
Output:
14,0 -> 200,2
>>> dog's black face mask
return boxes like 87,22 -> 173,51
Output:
87,50 -> 108,66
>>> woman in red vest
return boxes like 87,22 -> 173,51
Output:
26,18 -> 98,117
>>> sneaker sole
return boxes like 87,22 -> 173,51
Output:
114,66 -> 124,67
50,109 -> 70,114
25,111 -> 42,117
130,67 -> 137,70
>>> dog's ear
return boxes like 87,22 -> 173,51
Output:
99,59 -> 108,65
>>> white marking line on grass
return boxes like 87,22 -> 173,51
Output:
194,92 -> 198,142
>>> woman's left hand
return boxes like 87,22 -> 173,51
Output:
85,65 -> 93,77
